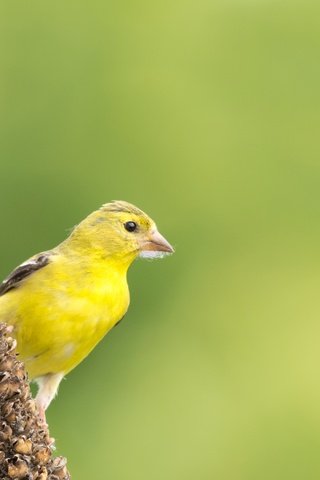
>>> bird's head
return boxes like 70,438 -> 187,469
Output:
66,200 -> 174,266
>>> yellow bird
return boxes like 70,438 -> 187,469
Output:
0,201 -> 174,419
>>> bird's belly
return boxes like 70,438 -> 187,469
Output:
1,283 -> 129,379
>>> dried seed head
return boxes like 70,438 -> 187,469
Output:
6,337 -> 17,352
13,436 -> 33,455
7,456 -> 29,478
0,422 -> 13,441
0,449 -> 5,462
35,446 -> 51,465
0,323 -> 70,479
0,356 -> 15,370
25,399 -> 37,415
35,466 -> 48,480
2,401 -> 17,423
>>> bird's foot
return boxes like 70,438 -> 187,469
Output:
37,405 -> 56,448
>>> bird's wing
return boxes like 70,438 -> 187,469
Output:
0,252 -> 52,296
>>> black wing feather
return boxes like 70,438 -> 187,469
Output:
0,253 -> 51,297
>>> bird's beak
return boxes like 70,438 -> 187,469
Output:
141,229 -> 174,254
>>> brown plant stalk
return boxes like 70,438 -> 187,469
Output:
0,323 -> 70,479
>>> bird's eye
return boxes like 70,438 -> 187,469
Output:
124,221 -> 138,233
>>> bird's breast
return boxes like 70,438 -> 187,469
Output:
64,275 -> 130,336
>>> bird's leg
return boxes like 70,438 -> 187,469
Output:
37,404 -> 47,424
35,372 -> 64,424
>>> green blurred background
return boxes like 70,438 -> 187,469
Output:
1,1 -> 320,478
